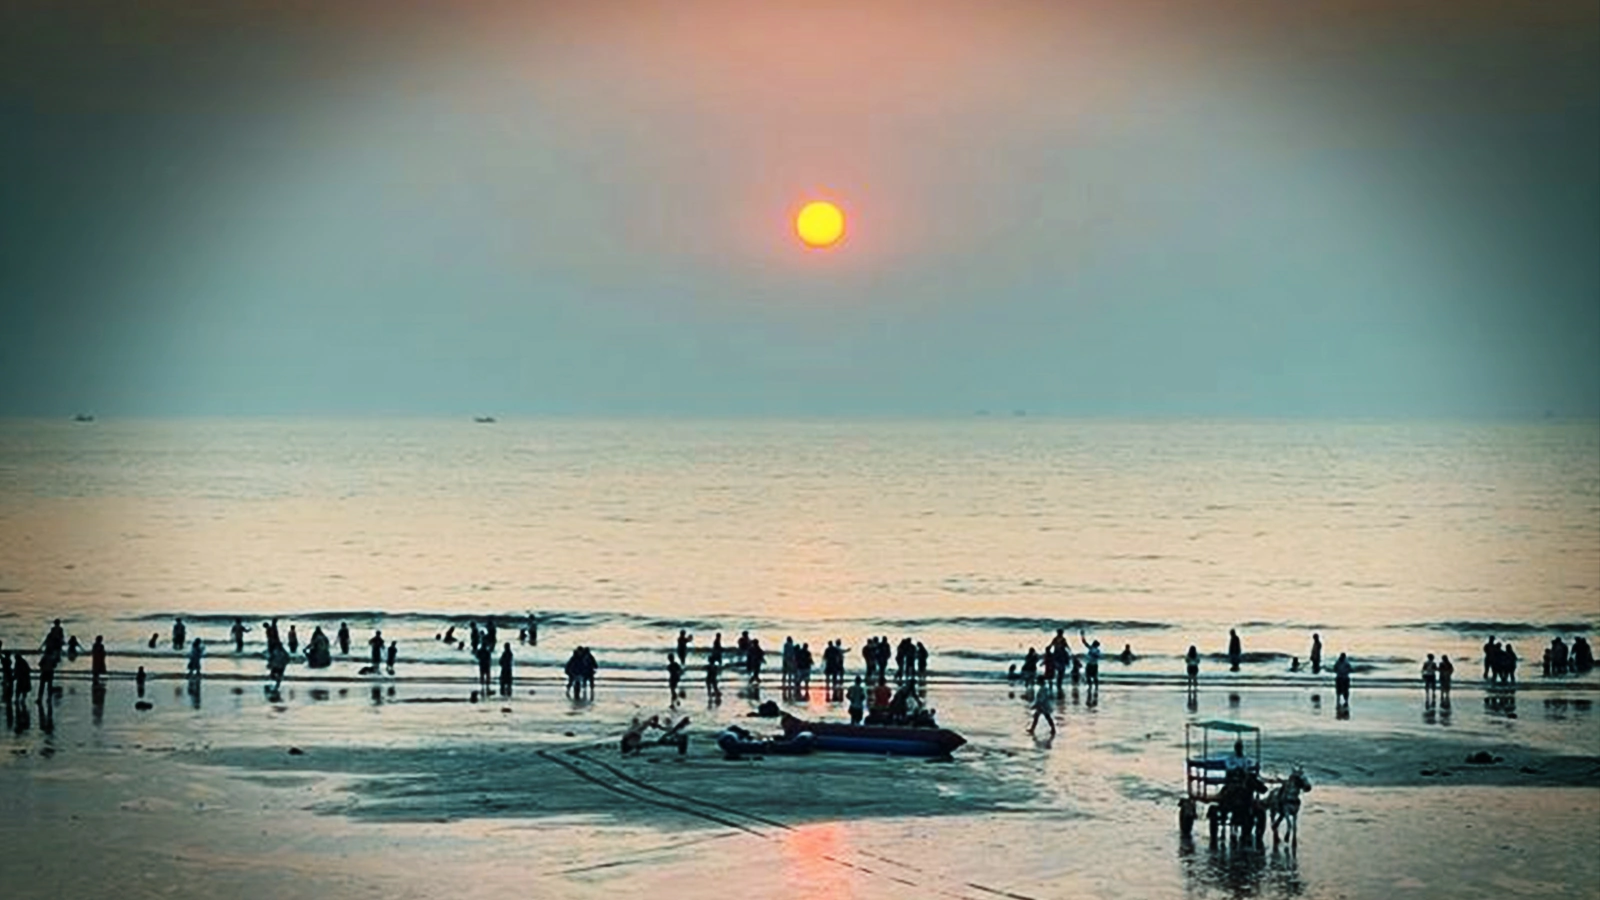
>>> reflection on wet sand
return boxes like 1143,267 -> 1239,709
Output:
781,822 -> 854,900
1180,838 -> 1303,898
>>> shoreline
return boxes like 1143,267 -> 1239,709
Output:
3,666 -> 1597,899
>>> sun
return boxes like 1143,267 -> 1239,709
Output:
795,200 -> 845,249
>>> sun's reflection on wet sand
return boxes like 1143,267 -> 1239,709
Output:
781,821 -> 855,900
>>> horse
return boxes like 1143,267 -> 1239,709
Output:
1263,764 -> 1313,847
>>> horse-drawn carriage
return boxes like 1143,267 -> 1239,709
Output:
1181,720 -> 1311,846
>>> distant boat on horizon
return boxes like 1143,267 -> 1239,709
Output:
73,413 -> 95,423
473,416 -> 497,424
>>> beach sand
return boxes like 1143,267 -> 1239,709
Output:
2,673 -> 1596,899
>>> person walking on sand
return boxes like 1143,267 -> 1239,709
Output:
846,675 -> 866,725
1439,655 -> 1454,696
1228,629 -> 1242,672
1310,633 -> 1323,674
1027,683 -> 1056,737
498,643 -> 514,697
187,638 -> 204,676
1333,652 -> 1352,707
1421,653 -> 1438,700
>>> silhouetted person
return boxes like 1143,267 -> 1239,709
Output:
147,633 -> 159,650
231,618 -> 248,653
1310,633 -> 1323,674
676,629 -> 692,664
1027,683 -> 1056,737
1439,654 -> 1454,696
187,638 -> 204,676
43,619 -> 66,660
337,622 -> 351,656
369,630 -> 385,670
287,625 -> 299,655
498,643 -> 513,696
91,636 -> 107,682
1334,652 -> 1352,707
1228,629 -> 1242,672
386,640 -> 398,676
667,655 -> 684,707
12,655 -> 31,709
1421,653 -> 1437,699
36,651 -> 57,699
704,656 -> 721,702
135,666 -> 146,698
267,643 -> 289,688
66,635 -> 81,661
475,641 -> 492,690
172,618 -> 186,651
1185,645 -> 1200,688
527,612 -> 538,646
846,675 -> 866,724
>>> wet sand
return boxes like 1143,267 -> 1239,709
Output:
1,673 -> 1596,899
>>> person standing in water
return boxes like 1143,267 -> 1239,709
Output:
187,638 -> 204,676
1228,629 -> 1242,672
368,630 -> 385,671
386,640 -> 398,676
475,640 -> 493,691
1310,633 -> 1323,674
1185,645 -> 1201,688
498,643 -> 514,697
1334,652 -> 1353,707
172,618 -> 186,652
704,655 -> 721,703
667,655 -> 684,707
231,618 -> 248,653
337,622 -> 351,656
527,612 -> 538,646
91,636 -> 108,682
1439,654 -> 1455,697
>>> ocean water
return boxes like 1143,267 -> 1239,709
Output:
0,418 -> 1595,683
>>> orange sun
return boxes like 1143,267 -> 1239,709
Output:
795,200 -> 845,249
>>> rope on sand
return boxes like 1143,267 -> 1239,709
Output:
563,745 -> 1042,900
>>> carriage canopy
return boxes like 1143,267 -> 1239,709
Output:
1185,720 -> 1262,802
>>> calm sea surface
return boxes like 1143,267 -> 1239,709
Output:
1,418 -> 1595,681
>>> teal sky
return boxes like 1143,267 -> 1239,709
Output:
2,0 -> 1596,418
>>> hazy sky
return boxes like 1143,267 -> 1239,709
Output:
2,0 -> 1596,417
